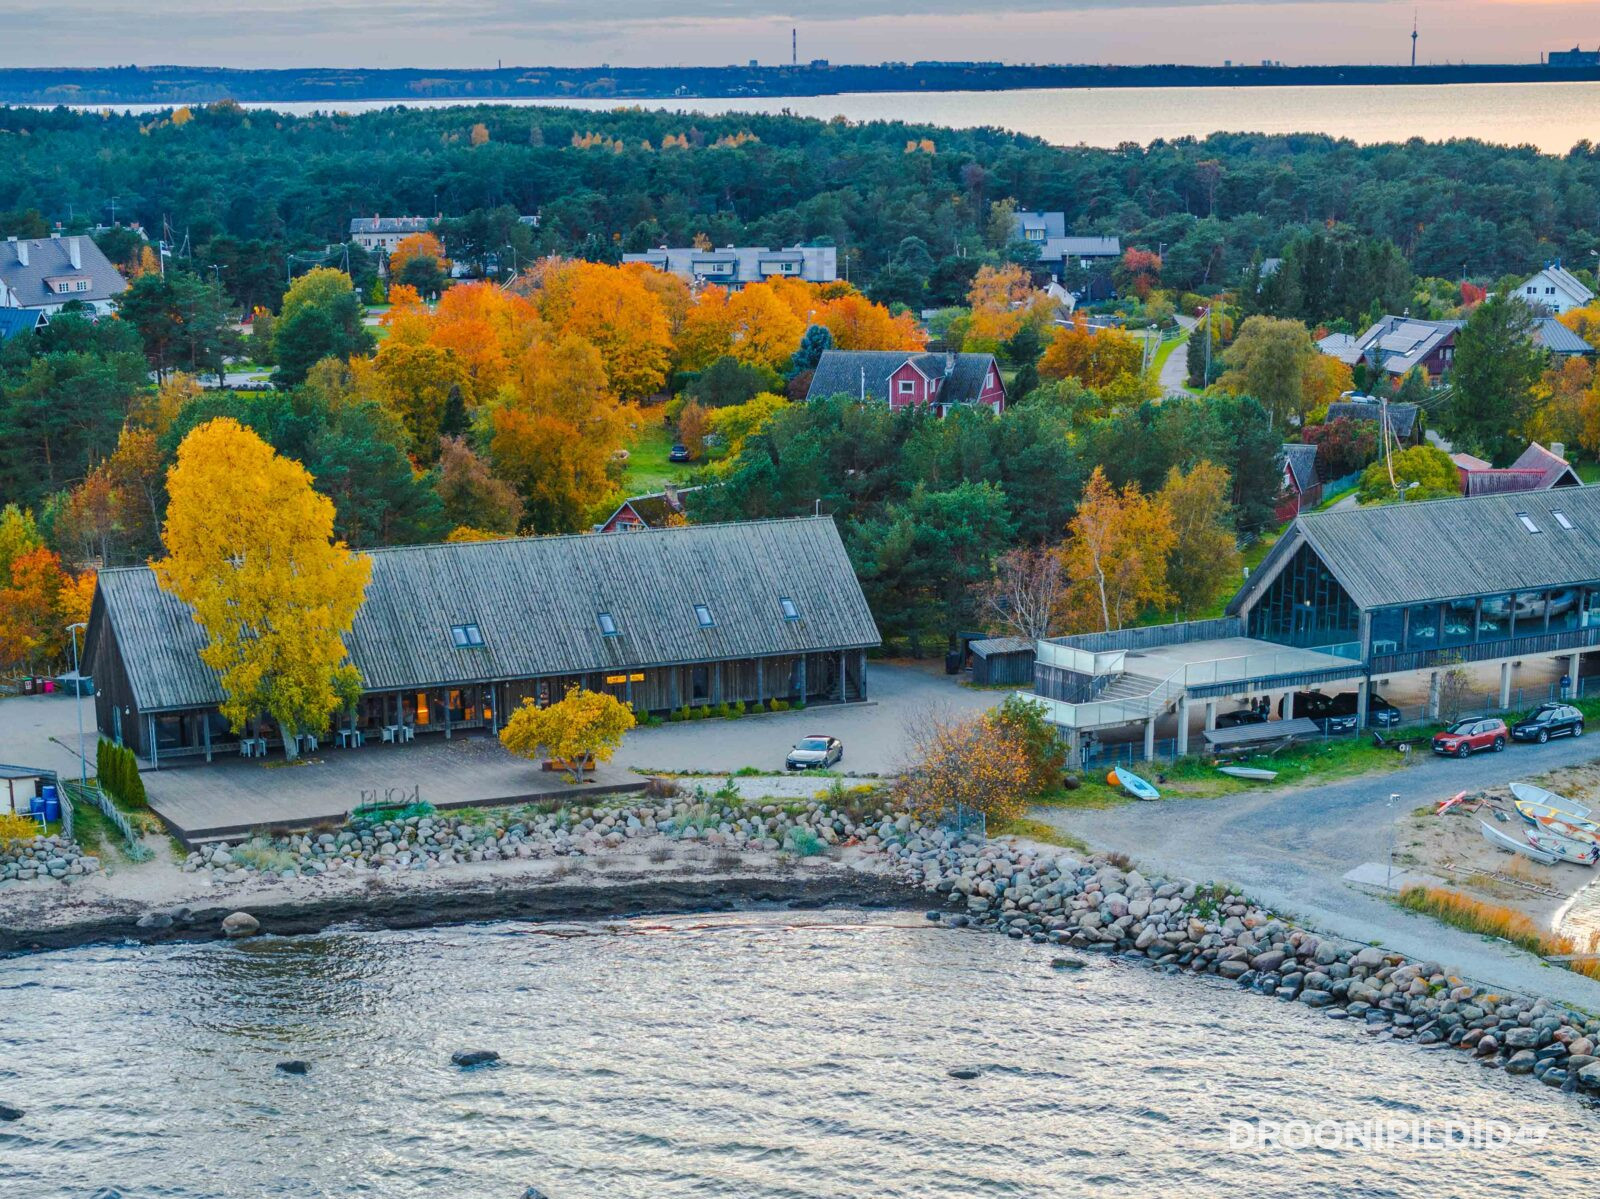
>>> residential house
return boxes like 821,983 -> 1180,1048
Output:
83,518 -> 880,763
595,486 -> 703,534
0,234 -> 126,317
0,308 -> 45,342
1327,313 -> 1592,380
1011,211 -> 1121,291
1516,265 -> 1595,315
1451,442 -> 1583,497
349,215 -> 435,256
804,349 -> 1006,415
622,245 -> 837,290
1322,398 -> 1424,447
1276,443 -> 1322,522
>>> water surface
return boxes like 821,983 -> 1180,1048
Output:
1,912 -> 1594,1196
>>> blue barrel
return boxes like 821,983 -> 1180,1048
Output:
29,793 -> 45,817
42,793 -> 61,823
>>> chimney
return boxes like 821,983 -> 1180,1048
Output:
944,350 -> 956,378
14,238 -> 26,267
68,236 -> 81,270
1552,442 -> 1567,461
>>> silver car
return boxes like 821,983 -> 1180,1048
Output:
786,734 -> 843,770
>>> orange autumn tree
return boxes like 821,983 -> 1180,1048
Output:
1038,314 -> 1145,388
963,263 -> 1055,353
523,259 -> 672,398
677,285 -> 737,372
0,546 -> 89,673
370,339 -> 472,461
724,282 -> 806,371
816,291 -> 926,351
1061,467 -> 1176,633
390,282 -> 539,408
389,232 -> 449,277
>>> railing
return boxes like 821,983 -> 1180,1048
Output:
1035,640 -> 1125,677
1047,617 -> 1244,655
1369,625 -> 1600,678
62,779 -> 137,848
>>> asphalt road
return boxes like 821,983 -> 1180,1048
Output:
1037,731 -> 1600,1007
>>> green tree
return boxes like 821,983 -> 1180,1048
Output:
1357,444 -> 1460,503
1442,294 -> 1544,463
115,270 -> 236,381
1217,316 -> 1318,427
273,267 -> 374,386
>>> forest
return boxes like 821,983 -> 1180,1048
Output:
3,102 -> 1600,665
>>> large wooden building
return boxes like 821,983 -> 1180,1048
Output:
83,518 -> 881,764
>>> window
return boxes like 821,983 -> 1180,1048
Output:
1554,510 -> 1574,530
693,603 -> 715,628
897,379 -> 916,395
1517,512 -> 1541,534
779,596 -> 800,621
449,622 -> 485,648
597,612 -> 618,636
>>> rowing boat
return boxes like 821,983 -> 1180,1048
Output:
1510,781 -> 1592,821
1512,800 -> 1600,846
1114,767 -> 1161,801
1217,766 -> 1278,781
1480,820 -> 1560,866
1524,825 -> 1600,865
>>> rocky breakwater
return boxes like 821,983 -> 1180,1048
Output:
0,835 -> 99,886
889,835 -> 1600,1099
181,797 -> 913,883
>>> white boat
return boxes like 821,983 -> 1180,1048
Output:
1217,766 -> 1278,781
1509,782 -> 1592,821
1480,820 -> 1560,866
1110,768 -> 1161,801
1524,825 -> 1600,865
1512,801 -> 1600,847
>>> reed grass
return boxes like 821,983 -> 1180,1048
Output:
1397,885 -> 1600,981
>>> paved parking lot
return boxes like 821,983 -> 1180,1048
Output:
615,660 -> 1010,776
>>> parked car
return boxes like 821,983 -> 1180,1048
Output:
667,442 -> 692,463
1431,718 -> 1508,757
1277,691 -> 1357,734
1510,703 -> 1585,744
1215,707 -> 1267,729
1326,690 -> 1402,728
786,734 -> 843,770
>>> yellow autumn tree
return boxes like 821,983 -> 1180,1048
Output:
523,259 -> 672,398
390,232 -> 450,277
499,686 -> 637,782
963,263 -> 1054,352
1038,314 -> 1145,388
153,419 -> 371,754
1157,461 -> 1242,617
370,340 -> 471,461
1060,467 -> 1176,633
676,284 -> 737,372
816,292 -> 926,351
705,392 -> 788,467
725,283 -> 806,370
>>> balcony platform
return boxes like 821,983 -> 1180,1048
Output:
1122,637 -> 1363,697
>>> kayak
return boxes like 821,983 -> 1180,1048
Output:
1218,766 -> 1278,781
1115,767 -> 1161,801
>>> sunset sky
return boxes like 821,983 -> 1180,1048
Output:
0,0 -> 1596,69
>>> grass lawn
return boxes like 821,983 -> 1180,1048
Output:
1576,460 -> 1600,484
619,418 -> 694,496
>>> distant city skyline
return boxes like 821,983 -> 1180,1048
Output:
0,0 -> 1596,71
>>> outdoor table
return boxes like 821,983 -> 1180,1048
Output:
337,728 -> 364,748
299,733 -> 318,753
400,724 -> 416,743
382,725 -> 399,744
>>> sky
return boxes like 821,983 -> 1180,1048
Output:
0,0 -> 1596,70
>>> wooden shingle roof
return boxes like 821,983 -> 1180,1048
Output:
87,518 -> 880,713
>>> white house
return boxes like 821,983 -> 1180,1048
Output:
0,234 -> 127,317
349,215 -> 435,256
1516,264 -> 1595,315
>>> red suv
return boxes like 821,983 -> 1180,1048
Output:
1432,718 -> 1508,758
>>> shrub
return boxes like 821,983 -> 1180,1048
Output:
783,826 -> 826,857
0,811 -> 38,844
95,739 -> 147,809
694,705 -> 711,720
988,694 -> 1067,795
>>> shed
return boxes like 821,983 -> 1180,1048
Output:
969,636 -> 1037,686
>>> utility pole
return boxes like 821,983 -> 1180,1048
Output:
792,27 -> 797,67
67,623 -> 87,786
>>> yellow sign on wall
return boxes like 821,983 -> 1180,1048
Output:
604,672 -> 646,684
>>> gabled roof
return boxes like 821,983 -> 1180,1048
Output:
805,349 -> 1001,406
597,486 -> 704,531
1323,400 -> 1420,440
1348,316 -> 1457,375
1532,317 -> 1594,356
0,307 -> 44,341
1013,210 -> 1067,239
1509,441 -> 1583,489
969,636 -> 1035,658
1281,443 -> 1319,492
0,236 -> 126,309
86,518 -> 881,714
349,216 -> 433,235
1232,486 -> 1600,613
621,244 -> 837,286
1523,265 -> 1596,307
1039,236 -> 1122,262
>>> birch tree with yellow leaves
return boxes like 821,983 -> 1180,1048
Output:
153,418 -> 371,755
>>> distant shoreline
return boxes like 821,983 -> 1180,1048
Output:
3,61 -> 1598,108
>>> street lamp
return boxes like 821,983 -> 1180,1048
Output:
66,622 -> 88,786
1386,791 -> 1400,889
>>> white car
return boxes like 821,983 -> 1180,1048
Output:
786,734 -> 843,770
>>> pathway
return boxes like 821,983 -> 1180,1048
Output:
1034,736 -> 1600,1007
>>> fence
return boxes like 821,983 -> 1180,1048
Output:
62,779 -> 137,849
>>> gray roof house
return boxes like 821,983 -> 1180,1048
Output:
1011,211 -> 1121,282
1516,265 -> 1596,316
84,518 -> 880,762
1331,313 -> 1592,379
805,349 -> 1007,414
622,244 -> 837,290
1323,399 -> 1423,445
0,234 -> 126,316
1451,442 -> 1583,497
349,215 -> 435,255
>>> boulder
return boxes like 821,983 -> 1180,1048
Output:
0,1103 -> 21,1121
221,911 -> 260,939
276,1060 -> 310,1075
947,1067 -> 981,1080
451,1050 -> 501,1068
1504,1050 -> 1537,1076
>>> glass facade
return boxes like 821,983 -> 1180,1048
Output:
1369,586 -> 1600,659
1246,543 -> 1360,649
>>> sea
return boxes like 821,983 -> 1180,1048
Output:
1,910 -> 1594,1197
77,81 -> 1600,154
